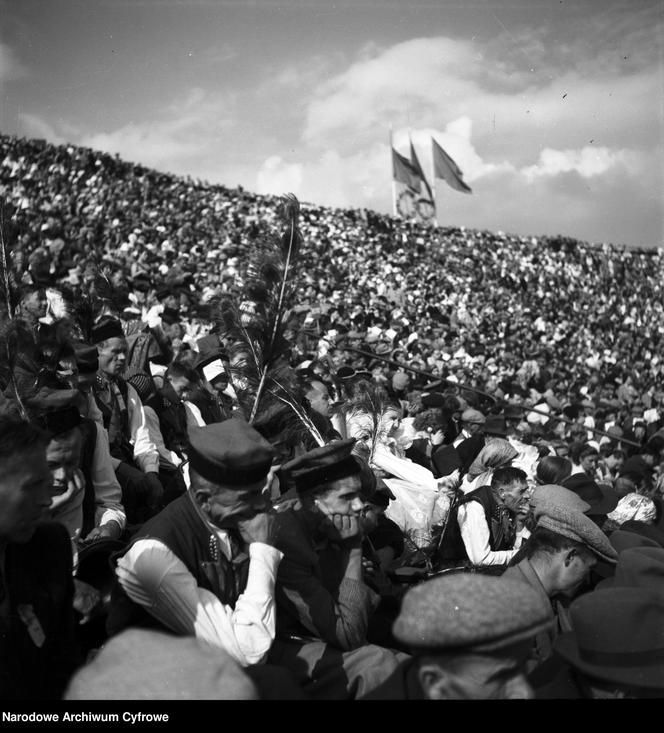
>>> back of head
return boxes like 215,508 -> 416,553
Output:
536,455 -> 572,485
65,629 -> 257,700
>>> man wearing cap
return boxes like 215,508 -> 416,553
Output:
107,419 -> 284,670
190,351 -> 234,424
362,574 -> 553,699
503,502 -> 617,668
452,408 -> 485,447
267,439 -> 405,698
91,315 -> 164,523
536,588 -> 664,698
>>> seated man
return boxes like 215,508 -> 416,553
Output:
268,439 -> 406,699
107,419 -> 283,668
503,501 -> 617,668
0,416 -> 81,699
439,466 -> 530,570
362,574 -> 553,699
90,316 -> 163,524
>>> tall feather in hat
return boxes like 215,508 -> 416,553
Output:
212,194 -> 324,447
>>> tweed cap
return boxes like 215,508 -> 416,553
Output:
65,629 -> 257,700
460,408 -> 485,425
536,504 -> 617,563
187,419 -> 274,486
393,574 -> 553,653
530,484 -> 591,518
282,438 -> 361,493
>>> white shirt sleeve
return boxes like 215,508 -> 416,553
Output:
457,501 -> 518,566
90,421 -> 126,530
143,404 -> 181,469
126,383 -> 160,474
115,538 -> 283,667
184,401 -> 206,428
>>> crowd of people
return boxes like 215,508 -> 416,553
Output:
1,132 -> 664,701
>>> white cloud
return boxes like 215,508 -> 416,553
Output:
521,146 -> 639,182
256,155 -> 304,197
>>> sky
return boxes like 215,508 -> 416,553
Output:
1,0 -> 663,248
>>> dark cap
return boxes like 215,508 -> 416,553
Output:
421,393 -> 446,409
28,388 -> 81,436
282,439 -> 361,493
73,342 -> 99,374
484,415 -> 508,437
554,588 -> 664,691
91,317 -> 125,345
562,474 -> 619,516
393,574 -> 554,653
187,419 -> 274,486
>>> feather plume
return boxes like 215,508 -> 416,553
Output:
211,194 -> 311,442
344,382 -> 392,466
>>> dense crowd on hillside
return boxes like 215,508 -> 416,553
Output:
1,132 -> 664,701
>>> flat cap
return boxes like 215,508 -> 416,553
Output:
65,629 -> 257,700
91,317 -> 124,344
282,438 -> 361,493
460,408 -> 485,425
187,419 -> 274,486
393,574 -> 553,653
530,484 -> 591,517
536,504 -> 617,564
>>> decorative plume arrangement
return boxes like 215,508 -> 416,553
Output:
0,203 -> 32,419
214,194 -> 324,447
344,381 -> 392,466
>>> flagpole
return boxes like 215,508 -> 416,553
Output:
389,125 -> 397,217
431,137 -> 438,228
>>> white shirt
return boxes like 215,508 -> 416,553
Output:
115,520 -> 283,667
457,501 -> 522,566
143,404 -> 182,470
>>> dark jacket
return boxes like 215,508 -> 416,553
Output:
0,522 -> 80,699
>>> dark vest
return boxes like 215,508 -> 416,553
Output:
106,494 -> 250,638
436,485 -> 515,566
93,375 -> 133,464
146,390 -> 188,458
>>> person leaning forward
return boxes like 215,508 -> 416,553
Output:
106,419 -> 284,669
267,439 -> 407,699
361,574 -> 553,699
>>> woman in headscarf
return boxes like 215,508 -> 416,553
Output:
459,439 -> 518,495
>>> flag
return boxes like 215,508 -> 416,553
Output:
432,138 -> 472,193
392,148 -> 422,191
409,138 -> 433,202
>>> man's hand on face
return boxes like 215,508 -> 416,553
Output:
328,513 -> 364,546
236,511 -> 277,546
